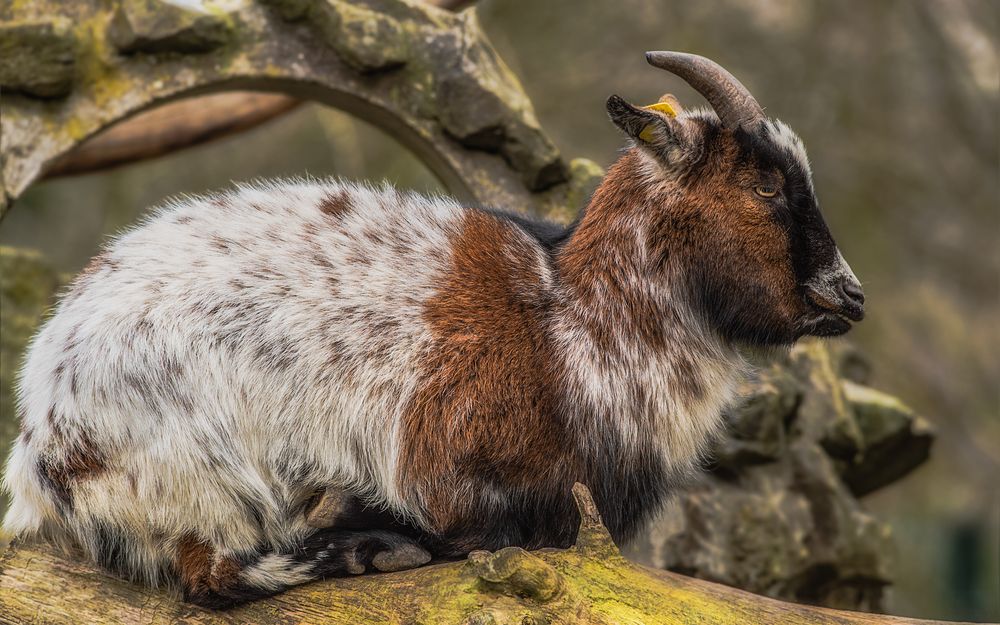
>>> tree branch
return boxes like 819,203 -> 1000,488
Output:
0,484 -> 967,625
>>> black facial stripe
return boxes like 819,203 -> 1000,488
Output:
735,127 -> 838,283
788,194 -> 838,283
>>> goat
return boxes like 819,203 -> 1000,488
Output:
3,52 -> 864,608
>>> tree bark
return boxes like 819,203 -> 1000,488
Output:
0,485 -> 968,625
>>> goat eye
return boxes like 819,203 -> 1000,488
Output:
754,185 -> 778,198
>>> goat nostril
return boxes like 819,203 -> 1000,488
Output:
841,280 -> 865,306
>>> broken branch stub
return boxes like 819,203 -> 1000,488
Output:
571,482 -> 620,558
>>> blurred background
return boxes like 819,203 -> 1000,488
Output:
1,0 -> 996,620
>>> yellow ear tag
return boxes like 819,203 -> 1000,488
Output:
638,124 -> 657,143
638,101 -> 677,143
643,101 -> 678,117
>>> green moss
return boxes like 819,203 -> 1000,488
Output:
108,0 -> 233,55
843,379 -> 914,443
62,115 -> 88,141
0,18 -> 77,98
74,16 -> 133,108
312,0 -> 411,72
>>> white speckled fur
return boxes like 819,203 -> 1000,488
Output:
3,180 -> 463,582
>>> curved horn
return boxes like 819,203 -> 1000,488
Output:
645,51 -> 765,130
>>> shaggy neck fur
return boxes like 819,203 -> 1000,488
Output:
554,149 -> 745,473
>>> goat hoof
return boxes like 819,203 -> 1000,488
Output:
372,543 -> 432,572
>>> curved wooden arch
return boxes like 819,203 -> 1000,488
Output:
0,0 -> 597,221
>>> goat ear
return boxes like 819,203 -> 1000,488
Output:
606,94 -> 686,163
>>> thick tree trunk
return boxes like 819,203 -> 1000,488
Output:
0,486 -> 967,625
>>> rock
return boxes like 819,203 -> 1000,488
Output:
642,440 -> 893,611
1,0 -> 575,221
790,340 -> 865,461
502,117 -> 569,191
108,0 -> 232,55
630,340 -> 929,613
828,341 -> 873,385
786,443 -> 893,611
433,12 -> 567,191
260,0 -> 315,21
539,157 -> 603,223
0,18 -> 76,98
564,158 -> 603,202
312,1 -> 410,72
712,365 -> 801,469
840,380 -> 934,496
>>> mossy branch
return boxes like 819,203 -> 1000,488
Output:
0,484 -> 967,625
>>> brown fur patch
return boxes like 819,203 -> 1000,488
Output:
398,211 -> 575,535
210,236 -> 231,253
581,139 -> 805,346
62,431 -> 107,480
176,533 -> 213,591
553,154 -> 713,421
558,152 -> 674,356
319,189 -> 352,218
674,133 -> 804,329
38,424 -> 108,508
176,533 -> 242,597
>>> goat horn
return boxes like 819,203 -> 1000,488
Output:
645,51 -> 765,130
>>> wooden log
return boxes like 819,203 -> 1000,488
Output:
0,485 -> 970,625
